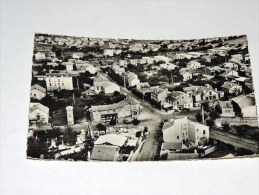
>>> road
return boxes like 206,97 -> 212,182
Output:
210,129 -> 259,153
99,71 -> 201,161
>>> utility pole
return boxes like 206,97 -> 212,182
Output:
201,105 -> 205,125
73,93 -> 76,106
171,72 -> 173,84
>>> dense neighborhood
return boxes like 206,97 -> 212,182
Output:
27,33 -> 259,161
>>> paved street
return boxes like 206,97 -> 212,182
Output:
99,71 -> 202,161
210,129 -> 259,153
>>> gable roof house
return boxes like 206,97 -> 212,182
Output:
180,71 -> 192,82
187,61 -> 201,70
218,101 -> 235,117
93,74 -> 109,94
101,81 -> 121,95
90,134 -> 128,161
151,88 -> 169,103
126,72 -> 140,87
29,103 -> 49,126
166,91 -> 193,110
30,84 -> 46,100
184,86 -> 224,104
221,82 -> 242,94
34,52 -> 46,61
223,62 -> 239,71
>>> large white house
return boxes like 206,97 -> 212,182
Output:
29,103 -> 49,126
101,82 -> 121,95
30,84 -> 46,100
162,117 -> 209,147
45,73 -> 74,91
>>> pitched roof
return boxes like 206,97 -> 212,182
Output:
91,97 -> 140,112
90,145 -> 119,161
31,84 -> 46,93
219,101 -> 233,108
231,94 -> 255,109
29,103 -> 49,114
94,134 -> 127,147
221,82 -> 240,89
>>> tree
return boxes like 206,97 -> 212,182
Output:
209,110 -> 220,120
96,123 -> 106,131
206,119 -> 215,127
222,122 -> 230,132
195,113 -> 203,122
27,137 -> 49,158
201,102 -> 210,112
133,119 -> 140,125
63,126 -> 78,146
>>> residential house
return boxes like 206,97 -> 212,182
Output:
45,73 -> 74,91
219,70 -> 239,80
162,117 -> 209,147
166,91 -> 193,110
126,72 -> 140,87
180,71 -> 192,82
91,134 -> 128,161
187,61 -> 201,70
159,63 -> 177,70
34,52 -> 46,61
111,64 -> 125,76
184,85 -> 224,105
230,54 -> 243,63
151,88 -> 169,104
30,84 -> 46,100
221,82 -> 242,94
29,103 -> 49,126
64,61 -> 74,72
104,49 -> 115,57
218,101 -> 235,117
90,97 -> 142,123
101,81 -> 120,95
223,62 -> 239,71
72,52 -> 84,59
93,74 -> 109,94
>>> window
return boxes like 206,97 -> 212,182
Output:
49,83 -> 51,86
177,136 -> 179,139
203,130 -> 206,134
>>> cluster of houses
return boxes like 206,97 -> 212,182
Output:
28,34 -> 258,161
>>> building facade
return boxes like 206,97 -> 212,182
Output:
46,73 -> 74,91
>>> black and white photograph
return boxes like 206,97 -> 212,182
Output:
1,1 -> 259,194
28,33 -> 259,162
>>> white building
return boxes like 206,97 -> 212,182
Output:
66,106 -> 74,125
30,84 -> 46,100
64,62 -> 74,72
180,71 -> 192,82
187,61 -> 201,69
104,49 -> 114,57
127,72 -> 140,87
29,103 -> 49,125
46,73 -> 74,91
34,52 -> 46,61
93,74 -> 109,94
101,81 -> 121,95
163,117 -> 209,147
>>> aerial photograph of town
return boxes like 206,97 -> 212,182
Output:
27,33 -> 259,162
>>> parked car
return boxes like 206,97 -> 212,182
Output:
181,108 -> 190,113
123,118 -> 134,124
